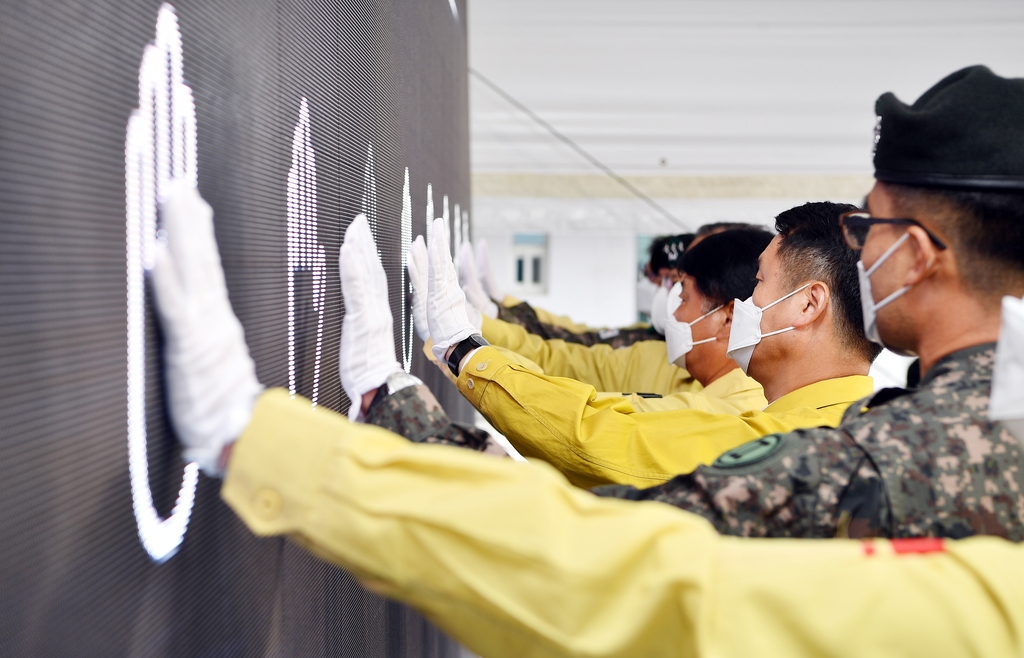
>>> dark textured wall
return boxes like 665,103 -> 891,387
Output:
0,0 -> 470,655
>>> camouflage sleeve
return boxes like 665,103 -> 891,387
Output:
364,384 -> 491,451
497,302 -> 661,348
592,427 -> 889,538
590,326 -> 663,349
496,303 -> 557,339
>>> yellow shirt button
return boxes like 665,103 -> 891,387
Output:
466,378 -> 475,390
476,361 -> 489,372
253,488 -> 282,520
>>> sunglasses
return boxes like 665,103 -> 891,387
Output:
839,211 -> 948,251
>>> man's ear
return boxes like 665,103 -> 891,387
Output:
792,281 -> 830,328
714,301 -> 734,341
903,225 -> 944,286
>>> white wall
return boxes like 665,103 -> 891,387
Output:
545,232 -> 637,328
472,196 -> 806,329
477,229 -> 638,328
468,0 -> 1024,357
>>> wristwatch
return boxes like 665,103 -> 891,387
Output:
447,334 -> 489,376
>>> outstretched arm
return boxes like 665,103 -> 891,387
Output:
152,182 -> 1024,658
481,314 -> 697,394
225,390 -> 1024,658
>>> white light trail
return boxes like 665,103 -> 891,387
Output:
401,168 -> 413,372
125,2 -> 198,564
443,194 -> 450,248
286,98 -> 326,406
453,202 -> 462,275
425,184 -> 433,249
361,144 -> 378,244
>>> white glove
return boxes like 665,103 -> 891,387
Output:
475,238 -> 504,302
407,235 -> 430,341
990,295 -> 1024,446
649,283 -> 669,335
339,215 -> 403,421
150,180 -> 263,476
427,217 -> 482,362
459,242 -> 498,318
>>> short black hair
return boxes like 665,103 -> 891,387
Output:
647,235 -> 671,271
775,202 -> 883,363
695,222 -> 758,237
680,228 -> 775,309
883,183 -> 1024,298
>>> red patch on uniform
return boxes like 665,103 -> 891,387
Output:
861,538 -> 944,556
890,538 -> 945,554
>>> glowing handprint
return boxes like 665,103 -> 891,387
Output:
125,2 -> 198,563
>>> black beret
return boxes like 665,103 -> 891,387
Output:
664,233 -> 695,270
873,65 -> 1024,191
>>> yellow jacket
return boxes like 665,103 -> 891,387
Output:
481,315 -> 698,395
594,366 -> 767,413
457,346 -> 874,489
223,389 -> 1024,658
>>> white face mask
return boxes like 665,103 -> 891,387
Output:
649,278 -> 672,334
726,283 -> 811,375
664,282 -> 722,369
857,232 -> 911,346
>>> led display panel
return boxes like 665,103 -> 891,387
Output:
0,0 -> 471,655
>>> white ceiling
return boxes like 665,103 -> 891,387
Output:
469,0 -> 1024,177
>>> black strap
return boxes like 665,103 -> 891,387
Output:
447,335 -> 489,376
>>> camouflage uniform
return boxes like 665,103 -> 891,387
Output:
497,301 -> 662,348
594,344 -> 1024,540
365,384 -> 507,456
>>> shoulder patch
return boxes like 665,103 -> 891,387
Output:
713,434 -> 785,468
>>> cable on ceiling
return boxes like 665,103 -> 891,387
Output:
470,67 -> 689,230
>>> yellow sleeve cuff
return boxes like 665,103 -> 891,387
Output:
222,388 -> 340,536
456,346 -> 515,407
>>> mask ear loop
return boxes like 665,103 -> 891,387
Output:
760,325 -> 796,339
760,282 -> 812,312
865,232 -> 911,277
688,304 -> 724,345
872,283 -> 911,310
756,282 -> 812,338
689,304 -> 723,327
864,232 -> 914,310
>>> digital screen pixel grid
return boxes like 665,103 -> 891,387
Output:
0,0 -> 470,655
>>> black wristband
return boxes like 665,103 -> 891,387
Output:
447,335 -> 489,376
